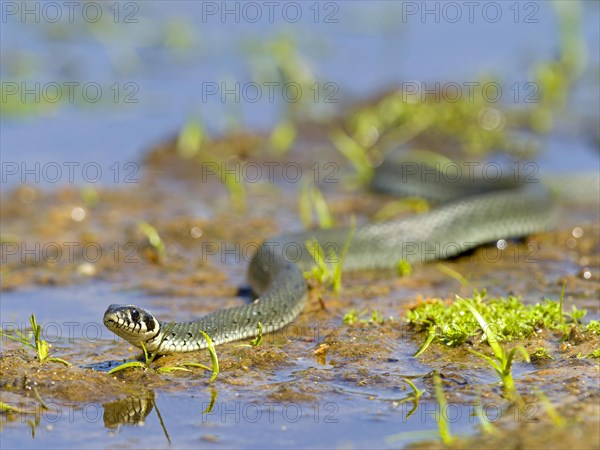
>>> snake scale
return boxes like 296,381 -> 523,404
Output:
104,162 -> 559,354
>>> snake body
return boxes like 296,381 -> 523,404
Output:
104,163 -> 559,354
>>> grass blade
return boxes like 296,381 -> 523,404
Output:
200,331 -> 219,382
108,361 -> 147,374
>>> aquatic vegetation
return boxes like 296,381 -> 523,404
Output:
396,260 -> 413,277
330,128 -> 373,185
405,289 -> 599,398
137,220 -> 167,259
586,320 -> 600,335
304,217 -> 355,293
558,281 -> 587,338
530,347 -> 555,362
342,308 -> 385,326
177,118 -> 206,158
406,290 -> 593,355
269,119 -> 297,154
0,314 -> 70,366
176,118 -> 248,212
298,182 -> 334,229
580,348 -> 600,359
244,33 -> 321,119
330,1 -> 586,192
250,322 -> 263,347
459,297 -> 530,399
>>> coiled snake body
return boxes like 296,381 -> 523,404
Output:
104,163 -> 558,354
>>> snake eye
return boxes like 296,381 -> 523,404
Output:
130,308 -> 140,322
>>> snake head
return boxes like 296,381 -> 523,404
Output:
103,304 -> 161,349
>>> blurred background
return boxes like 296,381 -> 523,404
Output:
2,1 -> 599,188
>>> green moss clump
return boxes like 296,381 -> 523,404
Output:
405,290 -> 592,353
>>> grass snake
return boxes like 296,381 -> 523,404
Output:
104,161 -> 569,354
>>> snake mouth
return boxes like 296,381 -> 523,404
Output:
103,316 -> 116,327
103,311 -> 120,328
103,311 -> 133,335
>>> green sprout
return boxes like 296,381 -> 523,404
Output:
332,218 -> 356,293
530,347 -> 554,362
304,238 -> 331,285
138,221 -> 166,258
557,281 -> 587,340
579,348 -> 600,359
269,119 -> 296,154
176,118 -> 247,212
558,280 -> 568,335
342,309 -> 360,325
237,322 -> 264,348
198,142 -> 248,213
329,128 -> 373,185
304,217 -> 355,293
342,308 -> 385,326
298,182 -> 334,230
244,33 -> 318,118
196,331 -> 220,383
222,168 -> 247,213
164,335 -> 219,381
1,84 -> 60,118
0,314 -> 70,366
585,320 -> 600,335
458,297 -> 530,398
396,260 -> 413,277
250,322 -> 263,347
177,118 -> 206,158
79,186 -> 99,207
414,327 -> 437,357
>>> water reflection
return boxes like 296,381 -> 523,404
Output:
102,390 -> 155,429
102,389 -> 175,444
